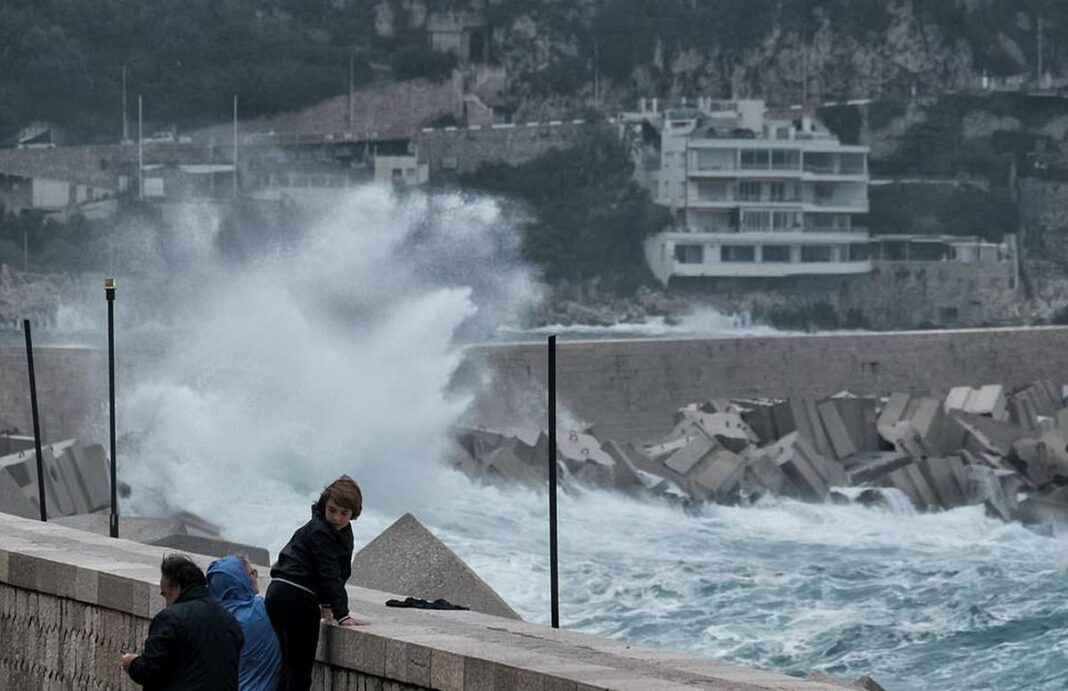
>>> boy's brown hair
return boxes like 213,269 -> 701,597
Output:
317,475 -> 363,517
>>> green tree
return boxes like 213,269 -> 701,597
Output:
459,127 -> 670,289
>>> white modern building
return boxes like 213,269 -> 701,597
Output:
623,99 -> 871,284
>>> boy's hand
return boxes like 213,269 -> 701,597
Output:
339,617 -> 368,628
320,606 -> 334,622
119,652 -> 137,671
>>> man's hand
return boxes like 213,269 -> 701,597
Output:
339,617 -> 369,628
320,606 -> 334,622
119,652 -> 138,671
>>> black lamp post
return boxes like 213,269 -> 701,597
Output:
105,277 -> 118,538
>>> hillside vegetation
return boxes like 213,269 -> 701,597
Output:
6,1 -> 1068,142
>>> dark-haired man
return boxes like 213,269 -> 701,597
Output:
120,554 -> 245,690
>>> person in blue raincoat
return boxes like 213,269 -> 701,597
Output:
208,555 -> 282,691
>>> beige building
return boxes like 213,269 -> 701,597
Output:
622,99 -> 871,284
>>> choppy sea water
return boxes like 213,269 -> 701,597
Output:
424,484 -> 1068,691
199,475 -> 1068,691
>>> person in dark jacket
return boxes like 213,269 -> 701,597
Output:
121,554 -> 245,691
265,475 -> 368,691
207,555 -> 281,691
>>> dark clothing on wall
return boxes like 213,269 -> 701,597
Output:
264,580 -> 321,691
127,584 -> 245,691
269,504 -> 353,621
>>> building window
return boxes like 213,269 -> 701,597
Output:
804,152 -> 835,174
675,244 -> 704,264
762,245 -> 791,262
740,149 -> 770,170
738,181 -> 761,201
801,245 -> 833,262
740,210 -> 770,232
771,149 -> 800,169
771,210 -> 799,231
769,182 -> 786,202
722,245 -> 756,262
694,148 -> 735,171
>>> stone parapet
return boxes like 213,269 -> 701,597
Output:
0,512 -> 847,691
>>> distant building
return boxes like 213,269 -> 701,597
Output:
621,99 -> 871,285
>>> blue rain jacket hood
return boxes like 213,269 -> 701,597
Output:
207,556 -> 281,691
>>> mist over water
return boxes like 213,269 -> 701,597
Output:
101,186 -> 1068,691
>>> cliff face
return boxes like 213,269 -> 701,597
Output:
372,1 -> 1066,118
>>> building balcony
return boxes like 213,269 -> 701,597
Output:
669,230 -> 869,243
667,260 -> 872,279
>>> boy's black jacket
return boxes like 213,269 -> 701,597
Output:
270,503 -> 354,620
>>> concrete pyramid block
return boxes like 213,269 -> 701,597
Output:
0,467 -> 37,518
350,512 -> 520,620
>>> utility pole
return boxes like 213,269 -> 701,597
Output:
137,95 -> 143,199
233,95 -> 239,199
121,65 -> 128,143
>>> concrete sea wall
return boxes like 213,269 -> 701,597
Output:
0,512 -> 847,691
4,325 -> 1068,446
457,326 -> 1068,442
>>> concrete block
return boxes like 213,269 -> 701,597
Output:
7,552 -> 37,589
976,385 -> 1009,420
385,640 -> 432,688
557,429 -> 613,468
430,649 -> 464,691
350,513 -> 520,619
831,395 -> 880,453
600,440 -> 652,492
906,396 -> 945,450
663,435 -> 715,476
0,466 -> 37,518
515,668 -> 547,691
1009,396 -> 1039,429
483,440 -> 544,490
877,392 -> 911,431
1018,485 -> 1068,524
733,398 -> 779,443
845,451 -> 912,485
455,427 -> 504,463
904,463 -> 938,509
742,452 -> 795,497
817,400 -> 857,461
964,466 -> 1019,522
97,573 -> 138,614
464,657 -> 496,691
918,458 -> 966,509
795,434 -> 846,488
690,449 -> 747,502
1010,436 -> 1063,487
884,467 -> 924,509
769,433 -> 828,501
684,411 -> 756,452
946,385 -> 1007,420
70,444 -> 111,511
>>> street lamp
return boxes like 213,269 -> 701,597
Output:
105,277 -> 118,538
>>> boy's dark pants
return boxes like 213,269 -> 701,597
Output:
265,580 -> 321,691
